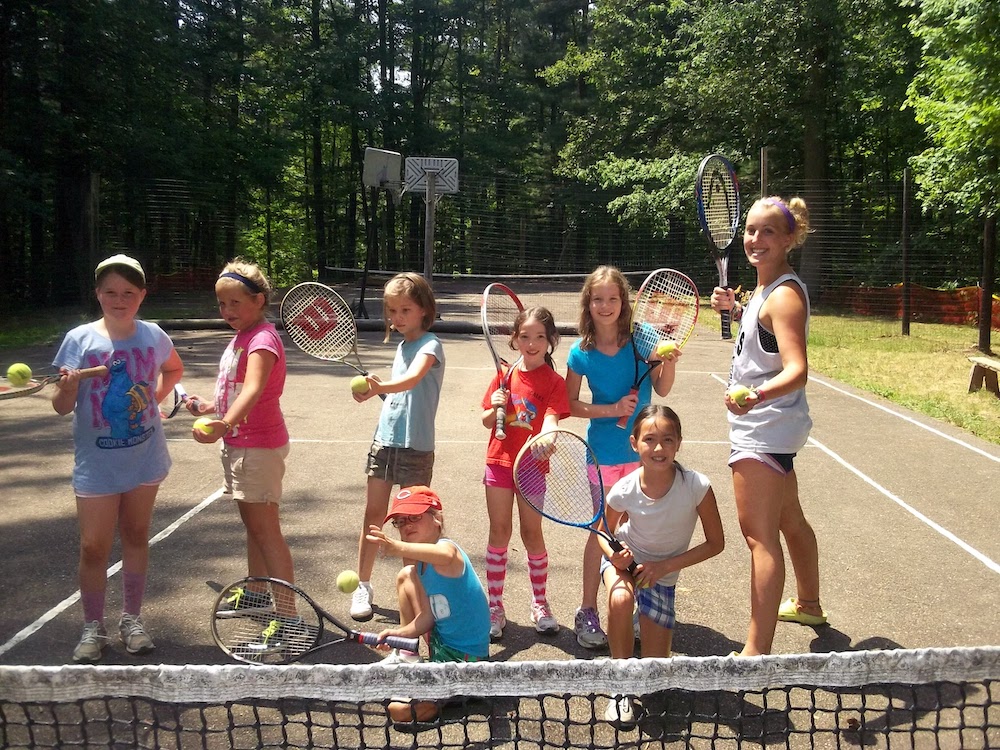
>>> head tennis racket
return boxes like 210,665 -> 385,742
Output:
616,269 -> 699,429
696,154 -> 741,340
513,429 -> 636,574
0,365 -> 107,401
481,283 -> 525,440
280,282 -> 385,400
212,576 -> 420,665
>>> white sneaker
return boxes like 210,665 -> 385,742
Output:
604,695 -> 636,725
118,613 -> 155,655
381,648 -> 423,665
530,601 -> 559,633
350,582 -> 374,621
73,620 -> 108,663
489,606 -> 507,640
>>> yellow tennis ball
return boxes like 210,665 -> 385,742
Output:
337,570 -> 360,594
350,375 -> 370,394
727,384 -> 752,407
193,417 -> 214,434
6,363 -> 32,387
655,341 -> 677,358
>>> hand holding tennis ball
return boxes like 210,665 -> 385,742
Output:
655,341 -> 677,359
337,569 -> 360,594
727,384 -> 752,407
193,417 -> 215,435
6,363 -> 32,387
350,375 -> 370,395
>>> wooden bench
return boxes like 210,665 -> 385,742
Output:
968,356 -> 1000,398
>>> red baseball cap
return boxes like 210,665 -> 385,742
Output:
384,485 -> 443,523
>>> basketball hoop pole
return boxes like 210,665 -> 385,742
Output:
422,170 -> 439,285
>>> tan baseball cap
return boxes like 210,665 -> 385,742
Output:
95,254 -> 145,283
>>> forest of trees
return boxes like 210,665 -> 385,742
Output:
0,0 -> 996,313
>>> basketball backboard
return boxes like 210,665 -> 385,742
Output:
362,148 -> 402,189
405,157 -> 459,194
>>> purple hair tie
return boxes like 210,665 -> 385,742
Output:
220,272 -> 263,294
764,199 -> 796,232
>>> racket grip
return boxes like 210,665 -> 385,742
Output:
615,388 -> 638,430
720,309 -> 732,340
358,632 -> 421,653
608,538 -> 638,574
495,406 -> 507,440
80,366 -> 109,380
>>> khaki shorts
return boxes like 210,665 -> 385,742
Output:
221,443 -> 290,504
365,443 -> 434,487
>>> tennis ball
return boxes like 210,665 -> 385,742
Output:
727,384 -> 752,407
337,570 -> 360,594
193,417 -> 214,434
350,375 -> 370,394
6,363 -> 32,387
655,341 -> 677,358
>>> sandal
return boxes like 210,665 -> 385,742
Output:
777,598 -> 828,626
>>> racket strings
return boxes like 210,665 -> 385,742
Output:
213,581 -> 317,664
703,166 -> 739,247
633,273 -> 699,348
517,441 -> 602,526
281,289 -> 357,360
484,297 -> 521,359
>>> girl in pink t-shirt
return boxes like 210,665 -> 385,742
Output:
189,260 -> 295,592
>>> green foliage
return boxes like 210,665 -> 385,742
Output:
906,0 -> 1000,214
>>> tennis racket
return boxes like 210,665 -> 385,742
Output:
615,269 -> 699,429
696,154 -> 741,340
481,283 -> 524,440
0,365 -> 107,401
161,383 -> 209,419
513,429 -> 636,574
212,576 -> 420,665
280,282 -> 385,400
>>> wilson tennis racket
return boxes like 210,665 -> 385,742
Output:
162,382 -> 209,419
513,430 -> 636,574
696,154 -> 741,339
0,365 -> 107,401
481,283 -> 524,440
616,269 -> 699,429
280,282 -> 384,400
212,576 -> 420,665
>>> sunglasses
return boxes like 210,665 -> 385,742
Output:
390,513 -> 426,529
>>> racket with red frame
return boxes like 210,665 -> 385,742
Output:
0,365 -> 107,401
481,283 -> 524,440
513,430 -> 636,574
280,282 -> 385,400
696,154 -> 741,340
615,269 -> 699,429
212,576 -> 420,665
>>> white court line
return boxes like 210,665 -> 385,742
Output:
0,488 -> 227,658
808,376 -> 1000,463
809,437 -> 1000,575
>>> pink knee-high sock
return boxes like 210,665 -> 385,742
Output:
485,545 -> 508,609
81,590 -> 106,624
527,551 -> 549,605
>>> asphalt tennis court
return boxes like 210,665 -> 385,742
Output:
1,284 -> 998,672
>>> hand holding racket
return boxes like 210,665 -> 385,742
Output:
161,383 -> 210,419
481,283 -> 524,440
280,282 -> 385,400
696,154 -> 741,340
1,365 -> 107,401
514,429 -> 636,574
616,269 -> 699,429
212,576 -> 419,665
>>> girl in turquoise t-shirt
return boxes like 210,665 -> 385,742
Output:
565,266 -> 680,650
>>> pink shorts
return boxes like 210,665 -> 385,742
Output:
589,461 -> 639,489
483,463 -> 515,490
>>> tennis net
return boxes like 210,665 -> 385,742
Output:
2,646 -> 997,749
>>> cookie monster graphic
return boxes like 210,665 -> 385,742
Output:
98,357 -> 154,448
